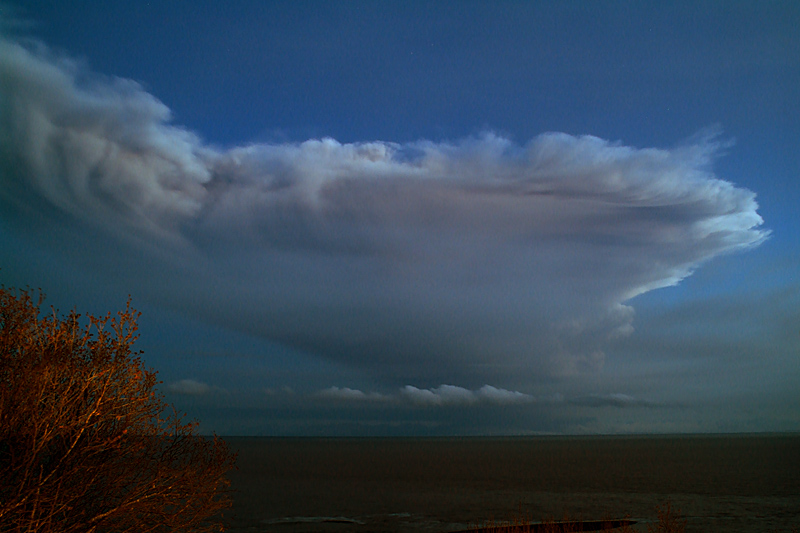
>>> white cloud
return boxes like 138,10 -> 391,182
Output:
167,379 -> 212,396
400,385 -> 535,406
318,386 -> 389,402
0,34 -> 769,386
401,385 -> 478,406
313,384 -> 537,406
0,38 -> 212,245
476,385 -> 535,404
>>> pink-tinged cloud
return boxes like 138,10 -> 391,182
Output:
0,35 -> 768,386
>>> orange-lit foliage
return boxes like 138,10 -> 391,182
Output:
0,287 -> 236,532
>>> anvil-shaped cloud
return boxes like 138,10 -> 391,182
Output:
0,36 -> 768,386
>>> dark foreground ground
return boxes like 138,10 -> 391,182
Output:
220,434 -> 800,533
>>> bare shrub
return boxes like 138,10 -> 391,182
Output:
0,287 -> 236,532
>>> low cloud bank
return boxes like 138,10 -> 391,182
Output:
314,385 -> 657,409
318,386 -> 390,402
0,34 -> 769,384
401,384 -> 535,406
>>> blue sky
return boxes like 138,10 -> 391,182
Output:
1,1 -> 798,435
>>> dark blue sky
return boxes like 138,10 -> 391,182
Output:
1,1 -> 798,435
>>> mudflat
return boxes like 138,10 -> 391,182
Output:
221,434 -> 800,533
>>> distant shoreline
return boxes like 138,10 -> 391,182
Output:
219,431 -> 800,440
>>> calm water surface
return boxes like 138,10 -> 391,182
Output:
221,434 -> 800,533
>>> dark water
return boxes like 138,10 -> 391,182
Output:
221,434 -> 800,533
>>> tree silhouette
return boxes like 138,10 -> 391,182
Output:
0,287 -> 236,532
